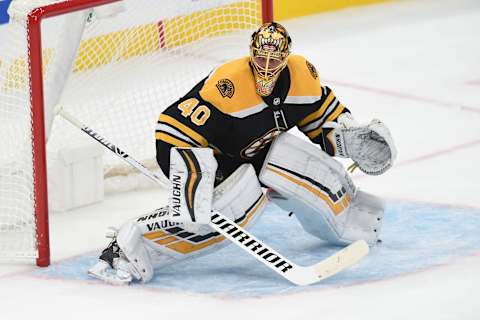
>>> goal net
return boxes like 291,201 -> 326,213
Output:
0,0 -> 270,265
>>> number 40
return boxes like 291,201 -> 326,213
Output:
177,98 -> 211,126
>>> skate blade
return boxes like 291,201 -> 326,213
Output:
88,261 -> 132,286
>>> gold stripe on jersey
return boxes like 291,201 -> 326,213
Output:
209,144 -> 224,156
156,123 -> 198,146
305,103 -> 345,140
323,126 -> 338,154
286,55 -> 322,99
158,114 -> 208,147
155,132 -> 194,148
156,131 -> 223,156
199,57 -> 264,115
298,91 -> 335,128
165,194 -> 267,254
325,103 -> 345,122
306,127 -> 323,140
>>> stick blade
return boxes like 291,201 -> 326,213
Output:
312,240 -> 369,282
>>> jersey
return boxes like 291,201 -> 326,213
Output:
155,54 -> 350,182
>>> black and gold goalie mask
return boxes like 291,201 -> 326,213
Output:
250,22 -> 291,96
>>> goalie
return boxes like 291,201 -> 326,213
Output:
88,22 -> 396,285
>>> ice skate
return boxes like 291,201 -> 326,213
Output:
88,229 -> 141,285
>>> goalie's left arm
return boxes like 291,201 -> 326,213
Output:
297,86 -> 396,175
297,85 -> 354,157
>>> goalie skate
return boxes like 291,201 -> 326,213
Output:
88,228 -> 141,285
88,260 -> 134,286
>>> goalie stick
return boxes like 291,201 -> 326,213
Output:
59,109 -> 369,286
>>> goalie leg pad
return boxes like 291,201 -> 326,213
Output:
136,164 -> 267,261
169,147 -> 217,225
91,163 -> 266,286
213,163 -> 266,225
88,225 -> 153,285
340,190 -> 384,245
260,133 -> 383,246
116,220 -> 154,283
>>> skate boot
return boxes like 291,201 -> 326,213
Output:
88,228 -> 141,285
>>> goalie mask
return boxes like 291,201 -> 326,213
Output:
250,22 -> 291,96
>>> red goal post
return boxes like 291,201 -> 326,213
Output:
0,0 -> 273,267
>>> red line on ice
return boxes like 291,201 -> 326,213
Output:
353,139 -> 480,181
466,79 -> 480,86
396,139 -> 480,167
327,80 -> 480,114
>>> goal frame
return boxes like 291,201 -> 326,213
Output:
25,0 -> 273,267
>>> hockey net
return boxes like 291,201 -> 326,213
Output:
0,0 -> 271,265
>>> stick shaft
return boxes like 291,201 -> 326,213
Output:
60,110 -> 168,188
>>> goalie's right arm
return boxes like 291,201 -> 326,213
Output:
155,95 -> 213,179
155,79 -> 236,180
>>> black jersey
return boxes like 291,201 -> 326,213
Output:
156,55 -> 350,182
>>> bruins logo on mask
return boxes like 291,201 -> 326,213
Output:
216,79 -> 235,98
306,60 -> 318,80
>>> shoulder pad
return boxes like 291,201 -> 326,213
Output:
286,55 -> 322,102
199,57 -> 265,117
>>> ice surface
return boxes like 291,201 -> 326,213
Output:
32,202 -> 480,297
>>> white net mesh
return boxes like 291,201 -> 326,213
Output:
0,4 -> 36,259
0,0 -> 264,261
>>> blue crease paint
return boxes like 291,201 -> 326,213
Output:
33,201 -> 480,297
